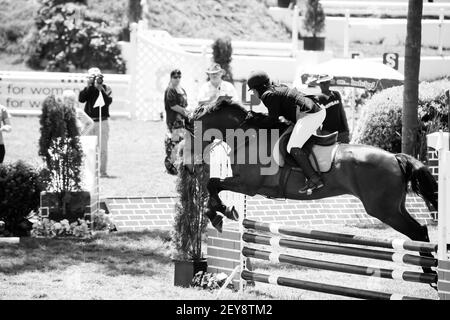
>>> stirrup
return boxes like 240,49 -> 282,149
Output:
299,179 -> 324,195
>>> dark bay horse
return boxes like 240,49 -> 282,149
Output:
183,100 -> 438,272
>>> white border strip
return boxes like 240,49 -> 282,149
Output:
391,252 -> 404,264
390,294 -> 405,300
392,239 -> 406,251
268,275 -> 278,285
269,223 -> 281,234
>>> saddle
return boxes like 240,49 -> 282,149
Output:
273,126 -> 339,173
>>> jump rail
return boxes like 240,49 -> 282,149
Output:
243,219 -> 438,254
241,270 -> 426,300
242,233 -> 437,268
242,247 -> 437,284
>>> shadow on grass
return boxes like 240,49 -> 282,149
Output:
0,230 -> 173,278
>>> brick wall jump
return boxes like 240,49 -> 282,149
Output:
106,195 -> 434,232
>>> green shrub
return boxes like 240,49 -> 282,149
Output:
352,79 -> 450,159
25,0 -> 125,73
0,161 -> 48,236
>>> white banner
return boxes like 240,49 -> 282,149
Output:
0,71 -> 130,115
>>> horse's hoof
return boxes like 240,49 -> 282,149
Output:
212,216 -> 223,233
224,206 -> 239,221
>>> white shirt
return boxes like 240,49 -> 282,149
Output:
197,80 -> 238,105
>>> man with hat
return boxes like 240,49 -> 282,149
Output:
315,74 -> 350,143
197,63 -> 238,106
78,67 -> 113,177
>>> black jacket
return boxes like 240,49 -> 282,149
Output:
316,91 -> 349,134
256,86 -> 321,128
78,84 -> 113,119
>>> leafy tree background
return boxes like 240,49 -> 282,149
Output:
25,0 -> 125,73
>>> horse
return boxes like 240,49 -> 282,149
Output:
182,99 -> 438,273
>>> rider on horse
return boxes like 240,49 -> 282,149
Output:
246,70 -> 326,194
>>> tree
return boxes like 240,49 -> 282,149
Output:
172,164 -> 208,261
25,0 -> 125,73
128,0 -> 143,23
39,95 -> 83,214
212,37 -> 234,83
303,0 -> 325,38
402,0 -> 423,156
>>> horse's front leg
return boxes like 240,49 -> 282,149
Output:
207,178 -> 239,220
205,178 -> 240,233
204,178 -> 225,232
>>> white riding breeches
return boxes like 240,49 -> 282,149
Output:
287,108 -> 326,153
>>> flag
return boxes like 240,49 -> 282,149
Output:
93,90 -> 105,109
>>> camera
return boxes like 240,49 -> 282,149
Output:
89,74 -> 104,86
95,75 -> 104,85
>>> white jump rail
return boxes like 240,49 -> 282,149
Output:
319,1 -> 450,17
173,37 -> 294,57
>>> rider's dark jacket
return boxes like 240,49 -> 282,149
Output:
256,86 -> 322,128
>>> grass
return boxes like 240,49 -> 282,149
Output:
4,117 -> 178,197
0,223 -> 440,300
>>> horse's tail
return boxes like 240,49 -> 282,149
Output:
395,153 -> 438,211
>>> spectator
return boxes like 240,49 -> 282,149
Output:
78,67 -> 113,177
62,90 -> 94,136
315,75 -> 350,143
164,69 -> 189,132
0,104 -> 12,164
164,69 -> 189,175
197,63 -> 238,106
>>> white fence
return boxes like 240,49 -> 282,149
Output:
269,5 -> 450,50
319,1 -> 450,17
174,37 -> 294,57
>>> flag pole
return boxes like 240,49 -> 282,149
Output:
96,88 -> 102,232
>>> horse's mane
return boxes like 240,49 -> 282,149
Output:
190,99 -> 248,121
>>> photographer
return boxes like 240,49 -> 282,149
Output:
78,67 -> 113,177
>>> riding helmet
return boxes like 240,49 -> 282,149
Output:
247,70 -> 270,91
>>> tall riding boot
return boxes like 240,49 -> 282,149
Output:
290,147 -> 324,194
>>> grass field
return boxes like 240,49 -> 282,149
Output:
4,116 -> 178,198
0,223 -> 440,300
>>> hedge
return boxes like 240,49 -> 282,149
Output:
351,79 -> 449,160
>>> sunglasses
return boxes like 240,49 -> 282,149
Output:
172,75 -> 181,79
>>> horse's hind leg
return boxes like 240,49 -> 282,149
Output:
397,202 -> 435,275
363,196 -> 434,274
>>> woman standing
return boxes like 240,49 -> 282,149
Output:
164,69 -> 189,174
0,104 -> 12,164
164,69 -> 189,131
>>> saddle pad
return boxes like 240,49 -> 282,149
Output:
310,144 -> 339,173
274,127 -> 338,173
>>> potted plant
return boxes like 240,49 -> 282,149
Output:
172,164 -> 209,287
302,0 -> 326,51
278,0 -> 294,8
38,95 -> 90,223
